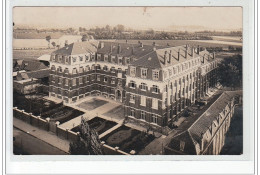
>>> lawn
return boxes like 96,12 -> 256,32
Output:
102,105 -> 124,120
77,98 -> 108,111
102,125 -> 155,154
71,117 -> 117,135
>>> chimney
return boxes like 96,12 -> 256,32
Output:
202,55 -> 205,63
177,49 -> 180,61
197,45 -> 200,54
185,45 -> 188,58
164,51 -> 167,65
213,52 -> 216,59
126,40 -> 128,43
191,47 -> 194,58
117,44 -> 121,54
140,42 -> 143,48
169,50 -> 172,64
131,46 -> 134,55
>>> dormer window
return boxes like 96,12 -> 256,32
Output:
126,58 -> 130,64
104,55 -> 108,62
111,56 -> 116,63
141,68 -> 147,78
85,66 -> 90,72
64,68 -> 69,74
103,66 -> 108,71
91,54 -> 95,61
130,66 -> 136,76
72,57 -> 77,62
118,57 -> 122,64
152,70 -> 159,80
97,54 -> 101,61
58,66 -> 62,73
79,56 -> 83,61
85,55 -> 89,62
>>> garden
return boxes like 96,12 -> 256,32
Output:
13,93 -> 84,124
71,117 -> 117,135
102,125 -> 155,154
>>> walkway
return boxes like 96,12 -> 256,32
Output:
60,96 -> 123,129
13,117 -> 70,153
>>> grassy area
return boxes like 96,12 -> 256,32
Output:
13,49 -> 55,60
102,125 -> 155,154
71,117 -> 117,135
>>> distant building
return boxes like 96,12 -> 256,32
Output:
164,91 -> 242,155
49,40 -> 218,133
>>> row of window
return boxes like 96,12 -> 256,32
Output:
129,94 -> 159,109
97,54 -> 131,64
129,108 -> 159,124
129,81 -> 159,93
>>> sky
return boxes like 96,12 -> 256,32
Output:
13,7 -> 242,31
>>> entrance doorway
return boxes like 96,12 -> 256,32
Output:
116,90 -> 122,102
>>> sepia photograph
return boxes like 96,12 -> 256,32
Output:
11,6 -> 244,156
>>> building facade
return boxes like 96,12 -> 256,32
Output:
164,91 -> 242,155
49,40 -> 218,132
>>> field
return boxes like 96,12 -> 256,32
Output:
13,48 -> 55,60
101,39 -> 242,48
103,105 -> 125,121
77,98 -> 108,111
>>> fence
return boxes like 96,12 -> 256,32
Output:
13,107 -> 129,155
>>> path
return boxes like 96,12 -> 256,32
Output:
13,117 -> 70,153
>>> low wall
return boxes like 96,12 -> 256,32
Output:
13,107 -> 128,155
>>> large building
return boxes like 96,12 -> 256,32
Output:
164,91 -> 242,155
49,40 -> 218,132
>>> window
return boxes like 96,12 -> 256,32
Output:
86,76 -> 90,82
64,68 -> 69,74
65,56 -> 69,63
65,79 -> 69,86
85,55 -> 89,62
104,55 -> 108,62
111,78 -> 115,84
79,77 -> 83,84
97,75 -> 100,81
79,56 -> 83,61
130,94 -> 135,103
153,70 -> 159,80
140,83 -> 147,91
72,57 -> 77,62
126,58 -> 130,64
103,66 -> 108,71
79,67 -> 84,73
97,54 -> 101,60
111,56 -> 116,63
141,111 -> 146,120
118,79 -> 122,86
96,65 -> 101,70
72,68 -> 77,74
130,81 -> 136,88
169,69 -> 172,76
58,77 -> 62,84
152,85 -> 159,93
51,65 -> 56,71
104,77 -> 108,83
151,115 -> 158,124
72,79 -> 76,86
141,68 -> 147,78
140,96 -> 146,106
58,66 -> 62,73
152,99 -> 158,109
130,108 -> 135,117
91,54 -> 95,61
91,64 -> 95,70
118,57 -> 122,64
111,67 -> 115,73
85,66 -> 90,72
130,67 -> 136,76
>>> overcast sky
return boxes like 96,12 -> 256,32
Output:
13,7 -> 242,31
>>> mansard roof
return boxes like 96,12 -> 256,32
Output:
130,45 -> 216,69
52,41 -> 99,55
96,41 -> 167,58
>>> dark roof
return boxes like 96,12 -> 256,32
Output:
96,41 -> 167,58
167,90 -> 242,154
52,41 -> 99,55
131,45 -> 215,69
17,69 -> 50,80
23,60 -> 47,71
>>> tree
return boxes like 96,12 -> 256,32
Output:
218,54 -> 242,90
51,41 -> 56,48
45,35 -> 51,48
69,117 -> 103,155
117,24 -> 125,33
